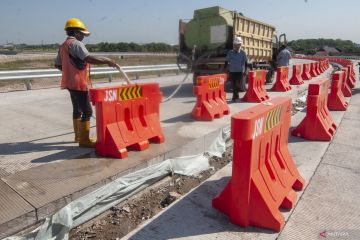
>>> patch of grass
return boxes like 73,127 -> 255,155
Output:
0,59 -> 55,70
0,55 -> 176,71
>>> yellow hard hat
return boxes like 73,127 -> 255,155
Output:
64,18 -> 90,36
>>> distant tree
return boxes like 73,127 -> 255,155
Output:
172,45 -> 179,52
305,49 -> 317,55
116,42 -> 130,52
288,38 -> 359,54
14,42 -> 178,53
144,42 -> 172,52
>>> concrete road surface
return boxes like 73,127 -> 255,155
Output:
1,59 -> 346,239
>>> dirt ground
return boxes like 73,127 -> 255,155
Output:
69,144 -> 233,240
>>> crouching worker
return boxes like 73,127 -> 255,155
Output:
55,18 -> 117,148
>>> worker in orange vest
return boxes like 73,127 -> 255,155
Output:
55,18 -> 117,148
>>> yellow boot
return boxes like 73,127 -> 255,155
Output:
73,118 -> 81,143
79,120 -> 96,148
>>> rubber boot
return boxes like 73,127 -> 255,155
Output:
79,120 -> 96,148
73,118 -> 81,143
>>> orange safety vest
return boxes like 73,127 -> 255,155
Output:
59,38 -> 91,91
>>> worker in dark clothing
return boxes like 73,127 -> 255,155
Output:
266,48 -> 279,83
225,36 -> 248,102
55,18 -> 117,148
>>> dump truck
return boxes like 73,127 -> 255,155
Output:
178,6 -> 286,90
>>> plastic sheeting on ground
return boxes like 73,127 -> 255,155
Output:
6,125 -> 231,240
207,125 -> 230,158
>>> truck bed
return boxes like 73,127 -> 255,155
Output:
233,14 -> 276,62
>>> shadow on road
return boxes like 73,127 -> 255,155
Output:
0,141 -> 74,156
162,113 -> 194,124
0,132 -> 93,163
352,87 -> 360,95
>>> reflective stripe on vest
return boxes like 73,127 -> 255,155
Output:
59,39 -> 90,91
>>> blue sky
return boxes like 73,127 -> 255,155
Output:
0,0 -> 359,45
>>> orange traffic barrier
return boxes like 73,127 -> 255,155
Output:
350,65 -> 356,83
346,65 -> 356,88
242,70 -> 270,102
212,97 -> 304,232
300,58 -> 329,73
301,63 -> 312,80
292,78 -> 337,141
321,60 -> 328,72
309,62 -> 318,77
90,83 -> 165,159
293,56 -> 329,70
341,68 -> 352,97
318,61 -> 323,73
313,61 -> 319,74
289,65 -> 304,85
294,58 -> 329,73
192,74 -> 229,121
328,57 -> 353,67
322,60 -> 328,72
315,62 -> 321,75
319,61 -> 324,73
328,71 -> 348,111
271,66 -> 292,91
351,65 -> 356,82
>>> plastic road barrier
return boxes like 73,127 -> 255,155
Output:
309,62 -> 318,78
289,65 -> 304,85
301,63 -> 312,80
292,78 -> 337,141
341,68 -> 352,97
212,97 -> 304,232
90,83 -> 165,158
192,74 -> 230,121
242,70 -> 270,102
315,62 -> 321,75
271,66 -> 292,92
346,65 -> 356,89
328,71 -> 348,111
350,65 -> 356,84
320,60 -> 328,72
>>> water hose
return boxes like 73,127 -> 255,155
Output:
161,53 -> 192,103
114,55 -> 192,103
115,63 -> 131,85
